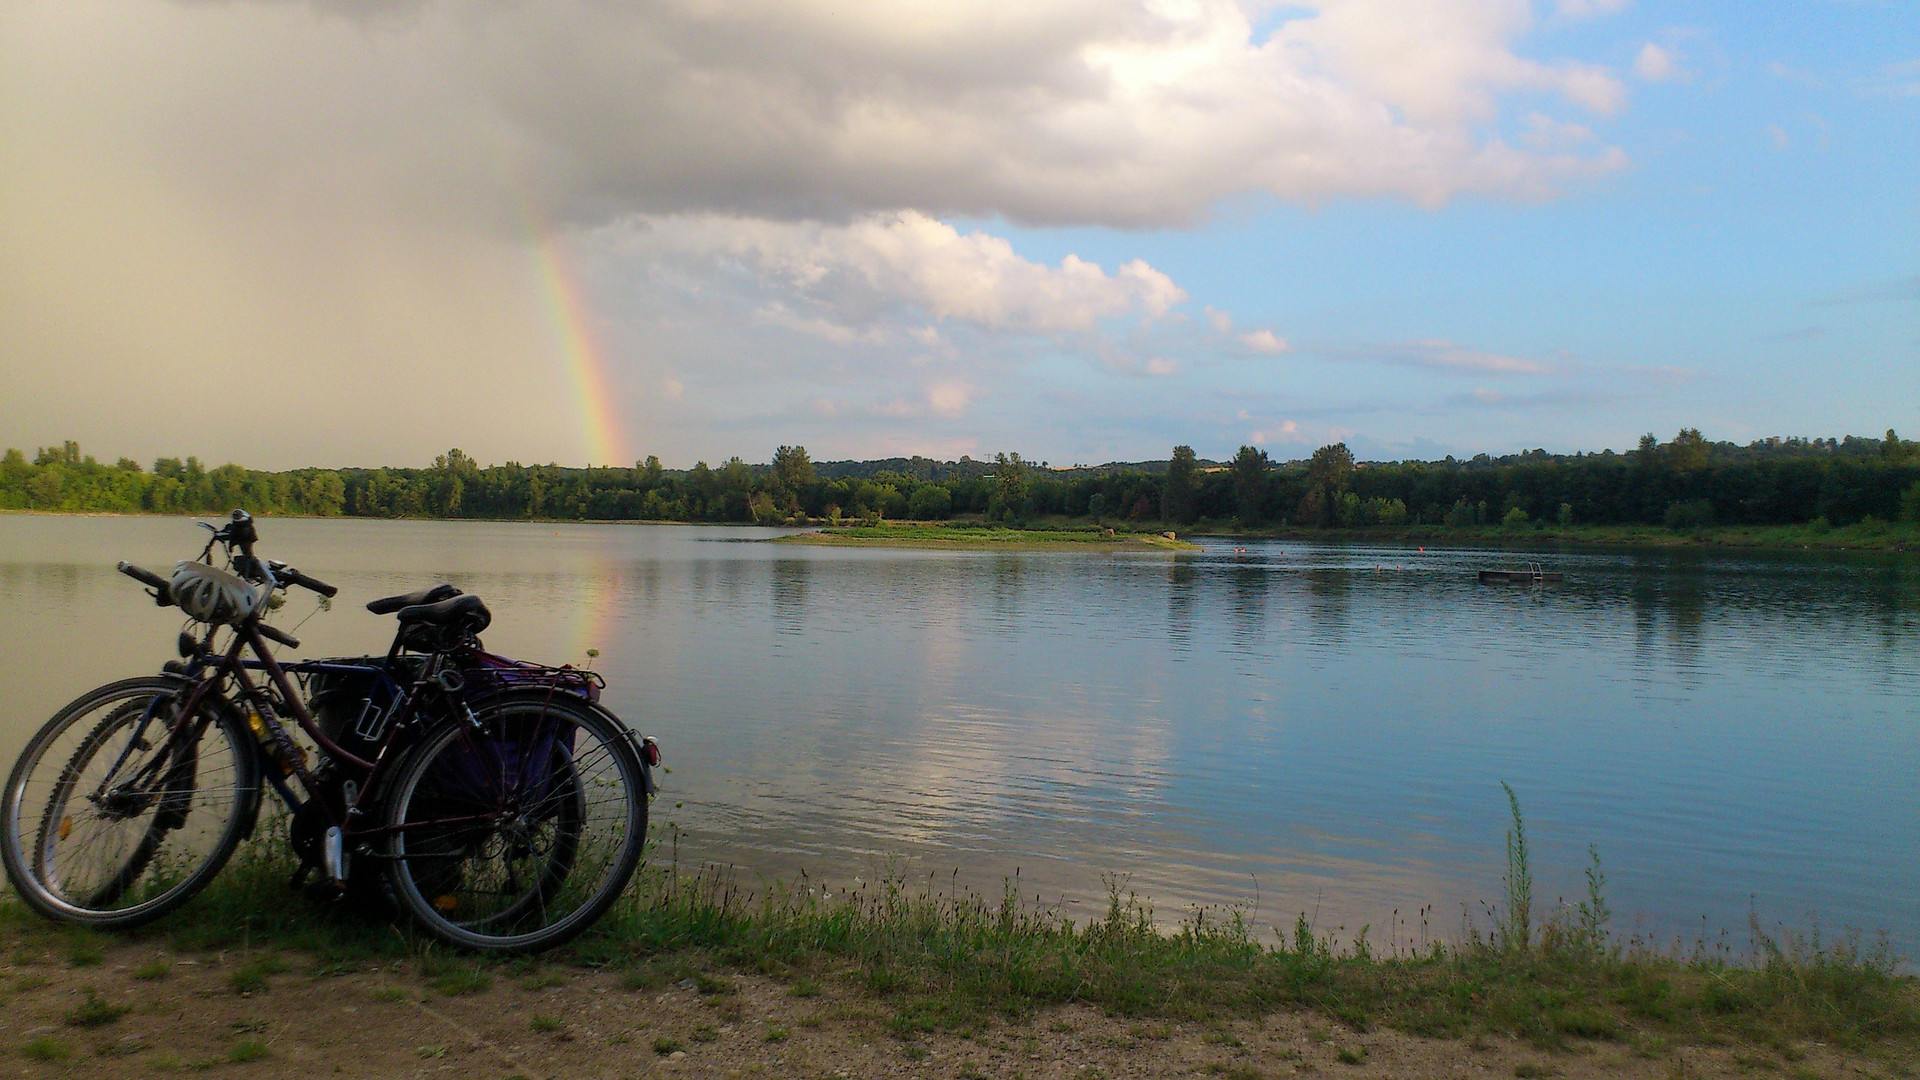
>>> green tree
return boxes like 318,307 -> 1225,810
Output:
1307,442 -> 1355,493
26,466 -> 64,508
990,452 -> 1029,521
1900,481 -> 1920,524
1293,442 -> 1353,527
1162,445 -> 1198,523
749,491 -> 783,524
1230,445 -> 1270,523
1668,428 -> 1709,471
772,445 -> 815,491
907,484 -> 951,519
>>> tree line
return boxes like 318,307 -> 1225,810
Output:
4,431 -> 1919,531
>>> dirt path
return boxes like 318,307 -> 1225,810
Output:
0,933 -> 1895,1079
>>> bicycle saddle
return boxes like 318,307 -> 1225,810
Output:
366,583 -> 461,615
395,593 -> 492,636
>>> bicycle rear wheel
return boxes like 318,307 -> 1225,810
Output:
382,693 -> 646,953
1,677 -> 260,928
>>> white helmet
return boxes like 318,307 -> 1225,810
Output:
169,561 -> 266,626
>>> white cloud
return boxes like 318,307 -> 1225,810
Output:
1144,357 -> 1179,377
4,0 -> 1632,237
1634,43 -> 1682,83
754,303 -> 895,345
1239,329 -> 1292,354
1206,307 -> 1234,334
1766,61 -> 1825,90
1768,125 -> 1791,151
1857,59 -> 1920,100
1520,112 -> 1598,150
1556,0 -> 1630,19
1351,339 -> 1552,375
1,0 -> 1645,466
619,212 -> 1184,334
1248,420 -> 1303,444
926,381 -> 977,417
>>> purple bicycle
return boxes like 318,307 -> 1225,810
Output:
1,510 -> 659,953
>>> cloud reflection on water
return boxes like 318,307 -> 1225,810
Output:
0,518 -> 1915,953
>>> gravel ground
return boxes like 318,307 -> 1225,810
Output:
0,932 -> 1901,1080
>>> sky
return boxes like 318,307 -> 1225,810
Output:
1,1 -> 1914,470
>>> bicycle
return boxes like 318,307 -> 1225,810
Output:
1,510 -> 660,953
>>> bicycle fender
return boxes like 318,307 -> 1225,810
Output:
587,702 -> 659,798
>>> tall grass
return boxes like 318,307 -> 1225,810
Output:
1501,781 -> 1533,951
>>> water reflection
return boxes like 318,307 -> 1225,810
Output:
0,517 -> 1915,956
771,558 -> 809,637
1305,568 -> 1351,647
1166,560 -> 1196,658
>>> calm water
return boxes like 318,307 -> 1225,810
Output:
2,516 -> 1916,954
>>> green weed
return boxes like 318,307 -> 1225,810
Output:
64,988 -> 131,1027
227,954 -> 289,994
19,1036 -> 74,1061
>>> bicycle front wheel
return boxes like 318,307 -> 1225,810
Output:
382,693 -> 646,953
1,677 -> 260,928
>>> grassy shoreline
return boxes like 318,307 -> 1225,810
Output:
6,804 -> 1914,1061
778,523 -> 1202,551
1187,520 -> 1918,554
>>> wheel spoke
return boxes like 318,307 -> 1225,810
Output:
2,679 -> 257,927
385,699 -> 644,952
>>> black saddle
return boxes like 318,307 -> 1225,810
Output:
367,584 -> 462,615
368,584 -> 491,649
395,593 -> 491,636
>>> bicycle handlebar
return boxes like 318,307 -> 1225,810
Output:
124,514 -> 326,647
117,562 -> 174,606
275,565 -> 337,598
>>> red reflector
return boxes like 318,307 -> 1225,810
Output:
641,736 -> 662,767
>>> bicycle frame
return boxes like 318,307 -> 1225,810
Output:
191,629 -> 388,819
178,621 -> 597,861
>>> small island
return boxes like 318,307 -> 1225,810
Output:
778,522 -> 1201,551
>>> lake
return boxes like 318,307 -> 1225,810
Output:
2,515 -> 1915,956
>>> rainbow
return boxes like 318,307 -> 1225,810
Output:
529,215 -> 628,467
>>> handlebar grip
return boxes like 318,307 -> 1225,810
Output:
117,562 -> 174,606
281,567 -> 338,598
255,623 -> 301,650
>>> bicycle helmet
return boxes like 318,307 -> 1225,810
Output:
169,561 -> 266,626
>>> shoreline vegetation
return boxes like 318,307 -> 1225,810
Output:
4,429 -> 1919,556
779,523 -> 1202,550
1,797 -> 1915,1068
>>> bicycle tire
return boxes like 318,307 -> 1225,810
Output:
381,691 -> 646,953
1,677 -> 260,928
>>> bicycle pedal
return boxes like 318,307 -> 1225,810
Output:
323,826 -> 349,884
